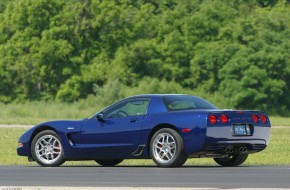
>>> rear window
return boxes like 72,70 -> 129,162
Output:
163,95 -> 217,111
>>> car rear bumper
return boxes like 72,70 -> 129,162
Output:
188,125 -> 270,157
205,125 -> 271,145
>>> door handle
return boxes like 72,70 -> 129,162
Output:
130,119 -> 138,123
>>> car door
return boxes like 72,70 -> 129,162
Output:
79,98 -> 150,158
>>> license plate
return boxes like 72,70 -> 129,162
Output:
233,125 -> 250,136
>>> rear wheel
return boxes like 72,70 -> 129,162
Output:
31,130 -> 65,167
150,128 -> 188,167
213,154 -> 248,167
95,159 -> 124,167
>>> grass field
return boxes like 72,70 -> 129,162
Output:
0,100 -> 290,126
0,100 -> 289,166
0,98 -> 103,125
1,127 -> 289,166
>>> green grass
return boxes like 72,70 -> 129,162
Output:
1,127 -> 289,166
0,97 -> 104,125
0,99 -> 289,165
268,116 -> 290,126
0,100 -> 290,126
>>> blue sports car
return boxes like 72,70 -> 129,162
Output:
17,94 -> 271,167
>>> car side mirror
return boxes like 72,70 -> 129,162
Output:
96,112 -> 104,121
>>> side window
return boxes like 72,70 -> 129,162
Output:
125,99 -> 149,116
104,99 -> 150,118
167,100 -> 196,110
163,95 -> 217,111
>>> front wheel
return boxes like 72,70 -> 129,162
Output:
150,128 -> 188,167
31,130 -> 65,167
213,154 -> 248,167
95,159 -> 124,167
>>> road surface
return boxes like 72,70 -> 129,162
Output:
0,166 -> 289,188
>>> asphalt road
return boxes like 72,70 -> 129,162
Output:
0,165 -> 289,188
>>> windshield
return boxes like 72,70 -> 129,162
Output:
163,95 -> 217,111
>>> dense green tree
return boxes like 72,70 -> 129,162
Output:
0,0 -> 290,114
218,2 -> 290,114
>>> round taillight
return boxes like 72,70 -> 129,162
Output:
220,114 -> 229,123
252,114 -> 259,123
209,115 -> 218,124
260,114 -> 267,123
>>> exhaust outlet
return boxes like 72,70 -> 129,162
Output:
226,146 -> 234,154
239,147 -> 244,152
239,147 -> 247,153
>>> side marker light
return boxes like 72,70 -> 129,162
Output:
182,128 -> 192,133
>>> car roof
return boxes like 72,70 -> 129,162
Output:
127,94 -> 189,98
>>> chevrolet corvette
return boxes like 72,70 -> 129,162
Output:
17,94 -> 271,167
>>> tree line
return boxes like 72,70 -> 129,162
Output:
0,0 -> 290,115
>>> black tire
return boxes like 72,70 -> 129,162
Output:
95,159 -> 124,167
213,154 -> 248,167
150,128 -> 188,167
31,130 -> 65,167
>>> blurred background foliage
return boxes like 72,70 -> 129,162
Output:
1,0 -> 290,115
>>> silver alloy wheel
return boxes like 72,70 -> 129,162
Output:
152,133 -> 177,164
34,135 -> 62,165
